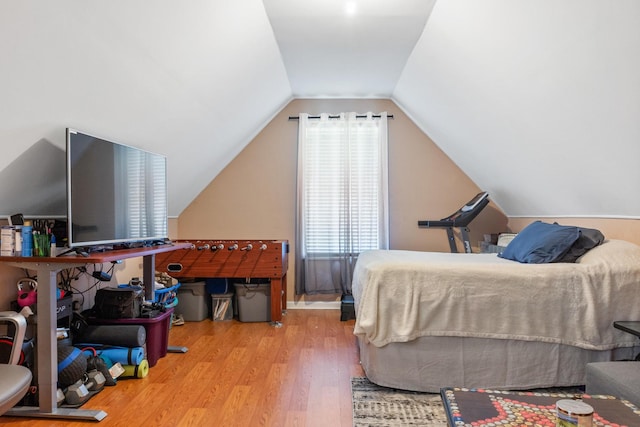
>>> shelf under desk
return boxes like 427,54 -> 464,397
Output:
0,243 -> 190,421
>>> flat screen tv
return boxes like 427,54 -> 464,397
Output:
66,128 -> 168,249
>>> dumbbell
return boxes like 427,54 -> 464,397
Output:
64,380 -> 90,405
85,369 -> 106,391
56,388 -> 65,406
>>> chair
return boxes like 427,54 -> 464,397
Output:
0,311 -> 32,416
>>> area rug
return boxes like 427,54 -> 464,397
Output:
351,377 -> 586,427
441,387 -> 640,427
351,377 -> 448,426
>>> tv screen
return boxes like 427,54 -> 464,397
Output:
66,128 -> 168,248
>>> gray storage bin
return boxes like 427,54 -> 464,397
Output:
234,283 -> 271,322
176,281 -> 208,321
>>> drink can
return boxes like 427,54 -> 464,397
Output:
556,399 -> 593,427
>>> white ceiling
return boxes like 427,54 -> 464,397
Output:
1,0 -> 639,219
263,0 -> 436,97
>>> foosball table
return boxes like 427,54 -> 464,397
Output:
154,240 -> 289,324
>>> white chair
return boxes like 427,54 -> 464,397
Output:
0,311 -> 32,416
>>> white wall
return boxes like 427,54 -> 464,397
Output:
394,0 -> 640,218
0,0 -> 292,218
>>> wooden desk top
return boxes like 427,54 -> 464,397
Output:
0,243 -> 192,266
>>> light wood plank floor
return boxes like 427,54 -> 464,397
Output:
0,310 -> 364,427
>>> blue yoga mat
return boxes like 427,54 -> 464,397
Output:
98,346 -> 144,366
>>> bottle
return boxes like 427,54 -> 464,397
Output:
21,221 -> 33,257
14,226 -> 21,254
50,232 -> 57,257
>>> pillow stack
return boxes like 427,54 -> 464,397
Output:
498,221 -> 604,264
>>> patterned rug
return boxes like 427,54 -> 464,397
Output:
351,377 -> 448,426
351,377 -> 586,427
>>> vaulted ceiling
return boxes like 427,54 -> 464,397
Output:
1,0 -> 638,218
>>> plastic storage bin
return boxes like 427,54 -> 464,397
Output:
211,293 -> 234,321
89,308 -> 173,367
234,283 -> 271,322
176,281 -> 208,321
153,283 -> 181,307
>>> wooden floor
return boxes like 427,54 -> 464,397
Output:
0,310 -> 364,427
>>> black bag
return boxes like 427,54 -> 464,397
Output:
82,347 -> 116,386
94,288 -> 142,319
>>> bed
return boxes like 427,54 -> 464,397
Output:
352,238 -> 640,392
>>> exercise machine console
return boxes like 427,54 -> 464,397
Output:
418,192 -> 489,253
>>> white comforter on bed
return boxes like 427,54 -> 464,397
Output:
352,239 -> 640,350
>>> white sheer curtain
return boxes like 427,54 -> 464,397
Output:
295,112 -> 389,295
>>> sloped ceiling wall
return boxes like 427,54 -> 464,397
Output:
0,0 -> 291,217
394,0 -> 640,217
1,0 -> 638,219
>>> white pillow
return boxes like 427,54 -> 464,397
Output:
497,233 -> 517,247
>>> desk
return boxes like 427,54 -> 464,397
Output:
0,243 -> 190,421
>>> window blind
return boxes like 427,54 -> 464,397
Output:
302,118 -> 381,255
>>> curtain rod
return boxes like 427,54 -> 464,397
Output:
288,114 -> 393,120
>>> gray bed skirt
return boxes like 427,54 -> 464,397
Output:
357,335 -> 639,393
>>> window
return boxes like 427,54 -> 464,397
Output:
295,112 -> 388,295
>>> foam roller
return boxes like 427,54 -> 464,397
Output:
121,359 -> 149,379
98,346 -> 144,366
75,325 -> 146,347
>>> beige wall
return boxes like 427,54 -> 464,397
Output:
508,217 -> 640,245
1,101 -> 639,310
177,98 -> 508,303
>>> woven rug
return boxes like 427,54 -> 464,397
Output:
351,377 -> 448,426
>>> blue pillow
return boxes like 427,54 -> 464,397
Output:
498,221 -> 580,264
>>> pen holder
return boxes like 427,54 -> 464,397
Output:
33,234 -> 50,257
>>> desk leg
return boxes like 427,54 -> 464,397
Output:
5,266 -> 107,421
38,267 -> 57,413
143,253 -> 156,301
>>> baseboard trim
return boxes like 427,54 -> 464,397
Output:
287,300 -> 341,310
